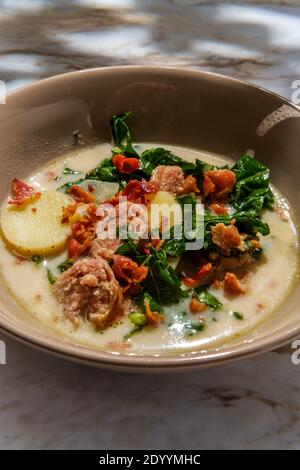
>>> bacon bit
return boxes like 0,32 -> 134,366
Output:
45,171 -> 55,182
179,175 -> 200,195
209,203 -> 228,215
68,239 -> 81,259
211,223 -> 243,256
183,262 -> 213,288
189,298 -> 207,313
112,254 -> 148,285
69,185 -> 96,204
203,170 -> 236,200
8,178 -> 41,205
256,302 -> 266,312
112,153 -> 140,174
212,279 -> 223,289
141,238 -> 164,255
61,203 -> 77,224
31,207 -> 37,213
250,239 -> 261,249
88,183 -> 95,192
223,272 -> 245,295
144,299 -> 163,325
67,203 -> 98,259
123,179 -> 157,204
35,293 -> 43,303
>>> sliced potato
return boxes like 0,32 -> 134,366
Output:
79,180 -> 119,204
1,191 -> 73,256
147,190 -> 182,230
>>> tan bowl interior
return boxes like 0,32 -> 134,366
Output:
0,66 -> 299,372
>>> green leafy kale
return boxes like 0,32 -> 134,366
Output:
30,255 -> 43,266
184,322 -> 206,336
193,288 -> 222,311
141,247 -> 186,305
233,311 -> 244,320
230,155 -> 274,211
57,259 -> 74,273
47,268 -> 57,285
110,112 -> 139,158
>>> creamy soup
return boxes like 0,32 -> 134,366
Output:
0,143 -> 298,355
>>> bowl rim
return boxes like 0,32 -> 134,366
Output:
1,65 -> 299,371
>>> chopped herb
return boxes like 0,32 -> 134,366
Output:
57,259 -> 74,273
47,269 -> 57,285
30,255 -> 43,266
233,311 -> 244,320
123,325 -> 144,341
184,322 -> 206,336
63,167 -> 81,176
194,288 -> 222,311
129,312 -> 147,326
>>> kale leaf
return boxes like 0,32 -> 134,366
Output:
230,155 -> 274,210
193,288 -> 222,310
110,112 -> 139,158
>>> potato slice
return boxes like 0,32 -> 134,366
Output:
147,190 -> 182,231
1,191 -> 73,256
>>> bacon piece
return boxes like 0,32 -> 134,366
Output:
69,185 -> 96,204
178,175 -> 199,195
223,272 -> 245,295
182,262 -> 213,288
123,179 -> 157,204
144,299 -> 163,325
8,178 -> 41,205
203,169 -> 236,200
112,254 -> 148,285
112,154 -> 140,174
189,298 -> 207,313
61,203 -> 77,224
209,203 -> 228,215
67,203 -> 98,259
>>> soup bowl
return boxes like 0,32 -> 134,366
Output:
0,66 -> 299,372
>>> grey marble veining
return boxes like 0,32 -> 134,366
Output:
0,0 -> 299,450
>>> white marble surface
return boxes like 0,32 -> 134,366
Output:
0,0 -> 300,450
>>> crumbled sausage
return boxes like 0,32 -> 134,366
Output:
89,238 -> 122,261
203,169 -> 236,200
53,257 -> 119,328
223,272 -> 246,295
215,253 -> 254,280
150,165 -> 185,195
211,223 -> 245,255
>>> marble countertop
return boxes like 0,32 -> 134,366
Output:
0,0 -> 300,450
